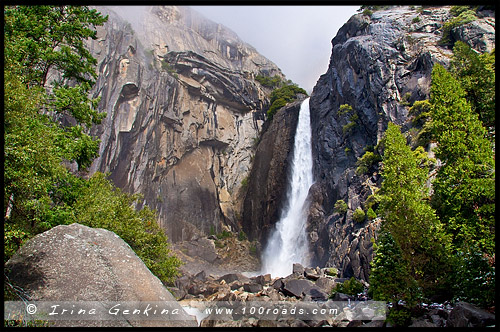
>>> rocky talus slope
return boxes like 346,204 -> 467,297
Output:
86,6 -> 284,242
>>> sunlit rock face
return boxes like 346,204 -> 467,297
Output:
87,6 -> 284,242
308,6 -> 495,281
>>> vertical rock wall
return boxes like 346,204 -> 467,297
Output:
308,6 -> 495,281
87,6 -> 284,242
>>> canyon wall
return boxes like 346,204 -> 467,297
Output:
86,6 -> 284,242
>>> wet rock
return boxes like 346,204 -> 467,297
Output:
293,263 -> 305,275
251,273 -> 272,286
303,287 -> 329,301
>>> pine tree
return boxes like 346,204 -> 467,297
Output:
429,64 -> 495,257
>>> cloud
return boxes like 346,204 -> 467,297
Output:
191,5 -> 360,93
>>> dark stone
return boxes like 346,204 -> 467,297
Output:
217,273 -> 250,284
303,287 -> 329,301
243,283 -> 263,293
251,274 -> 272,286
315,277 -> 335,294
242,100 -> 303,243
331,292 -> 352,301
293,263 -> 305,275
447,302 -> 496,328
304,267 -> 320,280
272,278 -> 284,291
409,319 -> 438,327
282,279 -> 314,298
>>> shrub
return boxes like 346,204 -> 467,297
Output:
366,207 -> 377,220
326,267 -> 338,277
439,10 -> 477,46
334,200 -> 348,215
266,83 -> 307,120
356,150 -> 382,175
362,8 -> 373,17
337,104 -> 353,116
353,207 -> 366,223
342,121 -> 357,135
73,172 -> 182,285
255,74 -> 282,88
217,230 -> 232,240
412,16 -> 420,24
238,230 -> 248,241
332,277 -> 364,296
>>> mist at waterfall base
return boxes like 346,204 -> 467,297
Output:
261,98 -> 314,278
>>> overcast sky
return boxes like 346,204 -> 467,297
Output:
191,6 -> 360,93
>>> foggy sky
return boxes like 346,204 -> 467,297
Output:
191,6 -> 360,93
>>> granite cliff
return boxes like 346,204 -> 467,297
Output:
86,6 -> 284,242
307,6 -> 495,281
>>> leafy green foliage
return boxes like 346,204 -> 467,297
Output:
4,6 -> 181,289
326,267 -> 338,277
366,207 -> 377,220
334,200 -> 348,215
331,277 -> 364,296
439,9 -> 477,46
450,247 -> 495,308
266,83 -> 307,120
429,64 -> 495,257
73,173 -> 182,285
450,42 -> 495,133
352,207 -> 366,223
355,151 -> 382,175
238,230 -> 248,241
255,75 -> 282,88
371,123 -> 453,306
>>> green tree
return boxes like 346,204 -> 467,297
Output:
266,83 -> 307,120
372,123 -> 453,304
4,5 -> 108,239
429,64 -> 495,257
73,173 -> 182,285
450,41 -> 495,134
334,199 -> 348,215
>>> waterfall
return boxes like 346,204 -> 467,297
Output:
261,98 -> 314,278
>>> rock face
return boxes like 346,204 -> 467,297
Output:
86,6 -> 284,242
241,98 -> 305,243
4,223 -> 197,327
308,6 -> 495,280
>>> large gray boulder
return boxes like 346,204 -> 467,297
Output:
5,223 -> 197,327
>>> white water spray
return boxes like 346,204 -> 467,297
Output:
261,98 -> 314,278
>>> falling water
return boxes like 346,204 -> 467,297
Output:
261,98 -> 314,278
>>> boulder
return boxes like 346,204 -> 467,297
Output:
4,223 -> 197,327
446,302 -> 496,327
251,273 -> 272,286
292,263 -> 305,275
304,267 -> 320,280
303,287 -> 329,301
315,277 -> 336,294
281,279 -> 315,299
243,283 -> 263,294
217,273 -> 250,284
